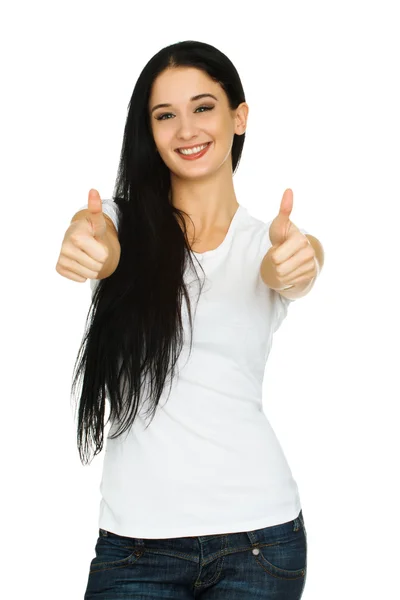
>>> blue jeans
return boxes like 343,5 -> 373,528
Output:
84,510 -> 307,599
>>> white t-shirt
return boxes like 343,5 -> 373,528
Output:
78,198 -> 308,539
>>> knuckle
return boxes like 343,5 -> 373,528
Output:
268,246 -> 276,263
69,232 -> 84,246
57,256 -> 66,268
97,247 -> 109,265
307,246 -> 315,258
101,246 -> 109,262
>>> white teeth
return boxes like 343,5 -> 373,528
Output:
178,143 -> 209,155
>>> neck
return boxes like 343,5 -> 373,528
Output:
170,166 -> 238,234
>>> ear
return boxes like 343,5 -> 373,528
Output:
234,102 -> 249,135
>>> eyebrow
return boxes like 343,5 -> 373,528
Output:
150,93 -> 219,114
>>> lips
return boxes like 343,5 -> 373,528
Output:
175,142 -> 212,160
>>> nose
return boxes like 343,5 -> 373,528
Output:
175,114 -> 200,142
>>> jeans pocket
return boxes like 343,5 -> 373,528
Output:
89,529 -> 145,574
251,528 -> 307,581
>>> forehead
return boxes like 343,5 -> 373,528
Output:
150,67 -> 220,103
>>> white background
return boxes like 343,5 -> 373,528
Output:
1,1 -> 399,598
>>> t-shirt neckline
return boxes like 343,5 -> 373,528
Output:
191,204 -> 244,260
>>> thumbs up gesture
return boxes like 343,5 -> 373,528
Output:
56,189 -> 110,283
85,188 -> 108,240
261,189 -> 318,291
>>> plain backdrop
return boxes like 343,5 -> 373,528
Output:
1,1 -> 399,598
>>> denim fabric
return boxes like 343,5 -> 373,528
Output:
84,510 -> 307,599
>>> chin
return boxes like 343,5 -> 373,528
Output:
168,160 -> 214,178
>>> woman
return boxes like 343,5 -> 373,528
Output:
57,39 -> 323,599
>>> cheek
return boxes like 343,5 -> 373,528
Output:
205,114 -> 222,132
153,126 -> 173,151
210,118 -> 234,145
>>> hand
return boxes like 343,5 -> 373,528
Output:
261,188 -> 318,290
55,189 -> 110,283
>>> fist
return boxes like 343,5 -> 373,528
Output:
261,188 -> 317,290
55,189 -> 110,283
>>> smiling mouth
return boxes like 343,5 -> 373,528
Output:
175,142 -> 212,158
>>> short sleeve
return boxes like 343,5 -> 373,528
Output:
76,198 -> 120,233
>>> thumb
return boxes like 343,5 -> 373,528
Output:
87,189 -> 107,238
269,188 -> 293,247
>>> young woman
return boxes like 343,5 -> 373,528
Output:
57,39 -> 324,599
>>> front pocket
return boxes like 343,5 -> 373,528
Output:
250,529 -> 307,580
89,534 -> 145,573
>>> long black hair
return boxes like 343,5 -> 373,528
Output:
71,40 -> 247,465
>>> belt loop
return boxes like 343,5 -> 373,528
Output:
293,517 -> 301,532
298,509 -> 305,528
293,510 -> 304,532
246,529 -> 260,547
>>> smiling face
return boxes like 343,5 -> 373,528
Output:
149,67 -> 248,181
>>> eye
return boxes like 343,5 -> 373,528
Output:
155,105 -> 214,121
195,105 -> 214,114
156,113 -> 173,121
